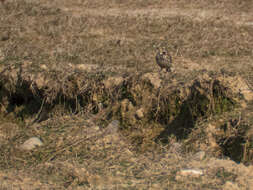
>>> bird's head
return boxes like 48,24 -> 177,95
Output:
158,50 -> 167,56
158,47 -> 167,54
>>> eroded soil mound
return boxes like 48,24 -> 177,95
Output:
1,62 -> 253,165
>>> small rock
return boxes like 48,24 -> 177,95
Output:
135,108 -> 144,119
193,151 -> 206,161
75,64 -> 99,72
40,64 -> 48,70
98,103 -> 103,111
180,169 -> 203,176
176,169 -> 204,180
20,137 -> 43,150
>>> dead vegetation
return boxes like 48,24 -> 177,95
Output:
0,0 -> 253,189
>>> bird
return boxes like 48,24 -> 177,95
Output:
155,48 -> 172,72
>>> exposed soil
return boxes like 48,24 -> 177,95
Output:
0,0 -> 253,189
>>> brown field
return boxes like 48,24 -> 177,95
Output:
0,0 -> 253,189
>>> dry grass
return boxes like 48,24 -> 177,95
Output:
0,0 -> 253,189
